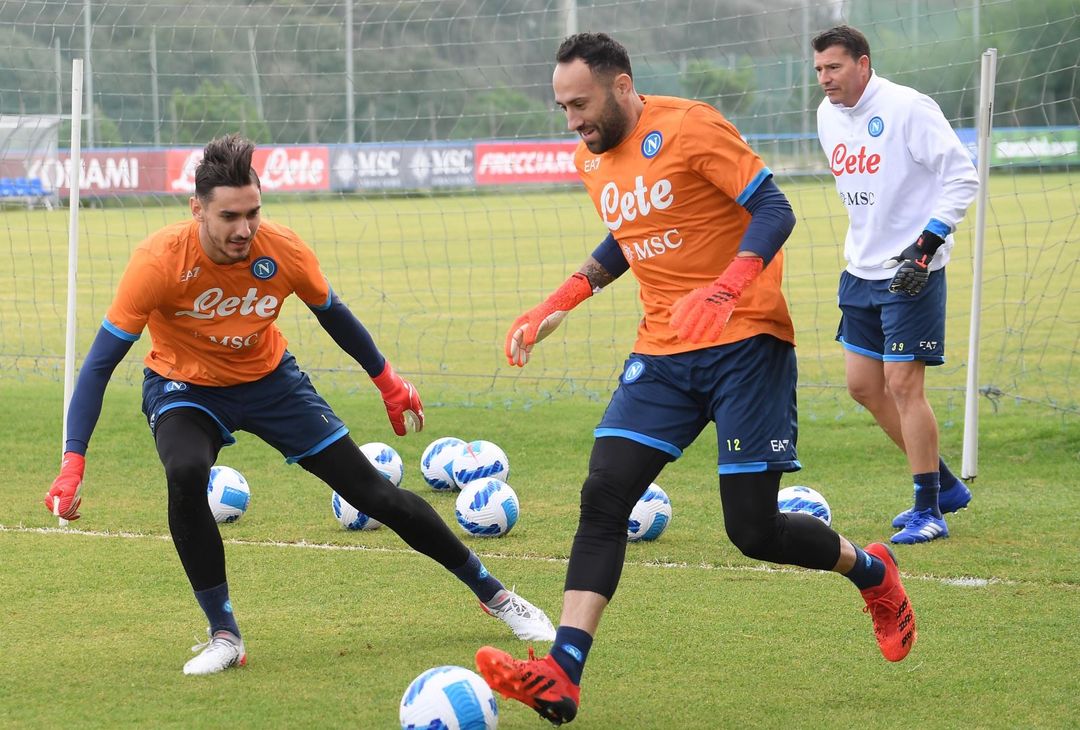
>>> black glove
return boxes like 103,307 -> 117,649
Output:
883,230 -> 946,296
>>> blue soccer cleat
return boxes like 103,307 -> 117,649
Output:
892,480 -> 972,529
890,508 -> 949,544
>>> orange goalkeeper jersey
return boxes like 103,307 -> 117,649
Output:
105,218 -> 331,386
575,95 -> 795,354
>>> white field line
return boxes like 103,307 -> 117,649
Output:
0,523 -> 1045,589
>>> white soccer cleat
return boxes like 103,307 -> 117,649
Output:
182,629 -> 247,676
481,589 -> 556,642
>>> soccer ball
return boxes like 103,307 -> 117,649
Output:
331,491 -> 382,531
452,440 -> 510,488
455,478 -> 519,538
420,436 -> 465,491
360,442 -> 405,487
399,665 -> 498,730
627,483 -> 672,542
332,443 -> 405,531
206,465 -> 250,524
777,485 -> 832,526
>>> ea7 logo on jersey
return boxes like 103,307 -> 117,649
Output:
771,439 -> 791,452
599,175 -> 674,231
175,287 -> 281,320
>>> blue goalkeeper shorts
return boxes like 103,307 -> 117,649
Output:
594,334 -> 800,475
141,351 -> 349,463
836,269 -> 946,364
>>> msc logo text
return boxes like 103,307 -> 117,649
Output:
620,229 -> 683,262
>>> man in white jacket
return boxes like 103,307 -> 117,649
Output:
812,25 -> 979,544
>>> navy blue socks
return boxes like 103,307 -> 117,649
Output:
913,471 -> 942,516
938,458 -> 961,490
844,542 -> 886,590
451,551 -> 504,604
194,582 -> 241,637
550,626 -> 592,685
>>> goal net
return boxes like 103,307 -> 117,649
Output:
0,0 -> 1075,417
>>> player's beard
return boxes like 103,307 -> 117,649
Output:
584,90 -> 632,154
204,227 -> 254,264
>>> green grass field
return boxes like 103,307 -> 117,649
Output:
1,173 -> 1077,727
2,379 -> 1078,729
2,172 -> 1077,411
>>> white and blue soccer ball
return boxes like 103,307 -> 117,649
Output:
627,483 -> 672,542
777,485 -> 832,526
421,436 -> 465,491
452,440 -> 510,488
455,478 -> 519,538
399,665 -> 498,730
360,441 -> 405,487
207,465 -> 250,524
332,491 -> 382,531
332,443 -> 405,531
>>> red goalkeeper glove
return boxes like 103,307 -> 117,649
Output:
670,256 -> 764,343
505,272 -> 593,367
883,229 -> 945,296
371,361 -> 424,436
44,452 -> 85,521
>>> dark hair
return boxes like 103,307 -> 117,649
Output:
194,133 -> 260,200
811,25 -> 872,68
556,32 -> 633,79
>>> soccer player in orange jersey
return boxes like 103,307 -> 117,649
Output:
475,34 -> 917,724
44,134 -> 554,676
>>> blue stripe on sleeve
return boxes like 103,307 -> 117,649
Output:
925,218 -> 951,238
735,166 -> 772,206
310,283 -> 334,311
102,318 -> 140,342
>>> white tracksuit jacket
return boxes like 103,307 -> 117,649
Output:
817,72 -> 979,280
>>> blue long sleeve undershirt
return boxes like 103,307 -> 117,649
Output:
64,326 -> 136,455
308,290 -> 386,377
587,175 -> 795,280
735,175 -> 795,266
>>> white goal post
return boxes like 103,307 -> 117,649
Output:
962,47 -> 998,482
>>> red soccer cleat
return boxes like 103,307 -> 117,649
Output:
475,645 -> 580,725
861,543 -> 917,661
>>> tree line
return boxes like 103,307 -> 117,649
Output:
0,0 -> 1074,147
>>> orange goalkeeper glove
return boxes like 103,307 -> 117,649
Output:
670,256 -> 764,343
44,452 -> 85,521
505,272 -> 593,367
371,361 -> 424,436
